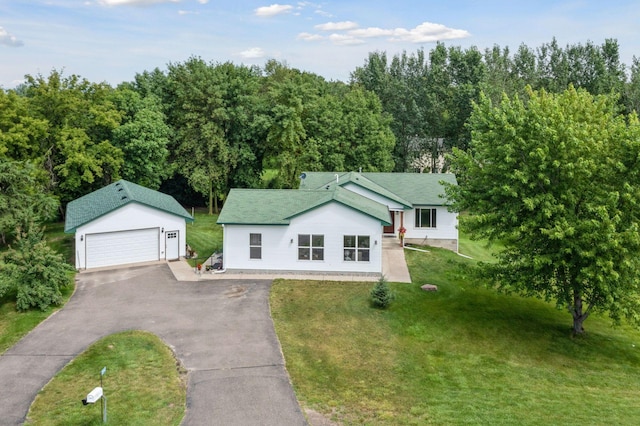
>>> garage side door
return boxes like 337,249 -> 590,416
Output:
86,228 -> 160,269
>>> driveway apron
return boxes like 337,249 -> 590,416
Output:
0,264 -> 307,425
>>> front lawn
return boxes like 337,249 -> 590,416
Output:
27,330 -> 186,425
271,247 -> 640,424
185,210 -> 222,267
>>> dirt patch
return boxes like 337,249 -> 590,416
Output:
225,285 -> 248,298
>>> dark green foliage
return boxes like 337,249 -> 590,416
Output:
447,86 -> 640,334
0,226 -> 74,311
0,160 -> 59,246
370,276 -> 393,309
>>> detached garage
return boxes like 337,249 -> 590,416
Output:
65,180 -> 194,270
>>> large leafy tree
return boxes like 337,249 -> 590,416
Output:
0,90 -> 48,161
110,85 -> 171,189
446,86 -> 640,335
0,161 -> 59,246
166,57 -> 231,214
22,70 -> 123,205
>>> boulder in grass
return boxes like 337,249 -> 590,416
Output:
421,284 -> 438,292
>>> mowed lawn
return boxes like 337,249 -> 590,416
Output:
185,211 -> 222,267
27,331 -> 186,425
271,246 -> 640,425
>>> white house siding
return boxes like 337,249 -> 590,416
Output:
222,202 -> 383,274
404,206 -> 458,251
74,203 -> 187,269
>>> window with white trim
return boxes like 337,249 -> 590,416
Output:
298,234 -> 324,260
415,208 -> 437,228
343,235 -> 370,262
249,233 -> 262,259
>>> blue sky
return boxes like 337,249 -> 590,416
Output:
2,1 -> 640,88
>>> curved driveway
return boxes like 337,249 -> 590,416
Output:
0,264 -> 307,425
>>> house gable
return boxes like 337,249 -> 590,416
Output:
217,187 -> 391,226
65,179 -> 193,233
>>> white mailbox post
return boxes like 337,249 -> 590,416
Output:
82,367 -> 107,423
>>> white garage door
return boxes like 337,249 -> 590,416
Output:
86,228 -> 160,269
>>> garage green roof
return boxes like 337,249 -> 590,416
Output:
64,179 -> 193,233
217,186 -> 391,226
299,172 -> 456,206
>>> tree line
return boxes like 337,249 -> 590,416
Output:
3,37 -> 640,237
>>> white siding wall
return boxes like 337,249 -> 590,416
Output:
404,206 -> 458,241
223,202 -> 383,273
74,203 -> 187,269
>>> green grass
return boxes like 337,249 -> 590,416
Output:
185,210 -> 223,267
27,330 -> 186,425
457,231 -> 501,262
271,246 -> 640,425
0,281 -> 74,354
43,221 -> 74,264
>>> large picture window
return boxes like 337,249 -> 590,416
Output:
344,235 -> 370,262
298,234 -> 324,260
249,233 -> 262,259
415,208 -> 437,228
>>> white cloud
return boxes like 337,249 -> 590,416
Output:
238,47 -> 266,58
0,27 -> 24,47
254,4 -> 294,17
314,8 -> 332,18
347,21 -> 470,43
390,22 -> 470,43
348,27 -> 393,38
328,34 -> 364,46
297,32 -> 323,41
299,19 -> 470,46
315,21 -> 358,31
98,0 -> 180,5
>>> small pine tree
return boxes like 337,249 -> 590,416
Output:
370,276 -> 392,309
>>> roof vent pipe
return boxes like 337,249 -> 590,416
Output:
335,174 -> 339,184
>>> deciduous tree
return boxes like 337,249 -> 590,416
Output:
446,86 -> 640,335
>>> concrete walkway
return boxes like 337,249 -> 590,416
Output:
0,265 -> 307,425
381,237 -> 412,283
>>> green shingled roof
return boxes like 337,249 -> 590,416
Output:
299,172 -> 456,206
64,179 -> 193,233
217,186 -> 391,226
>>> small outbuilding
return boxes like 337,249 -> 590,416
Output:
65,179 -> 193,270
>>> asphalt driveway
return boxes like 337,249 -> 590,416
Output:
0,264 -> 307,425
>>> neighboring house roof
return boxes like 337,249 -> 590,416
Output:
217,186 -> 391,226
64,179 -> 194,233
299,172 -> 456,206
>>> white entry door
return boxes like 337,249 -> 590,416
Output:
165,230 -> 179,260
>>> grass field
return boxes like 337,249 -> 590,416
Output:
185,210 -> 222,267
271,246 -> 640,425
27,330 -> 186,425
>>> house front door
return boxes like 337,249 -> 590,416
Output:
383,211 -> 395,234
